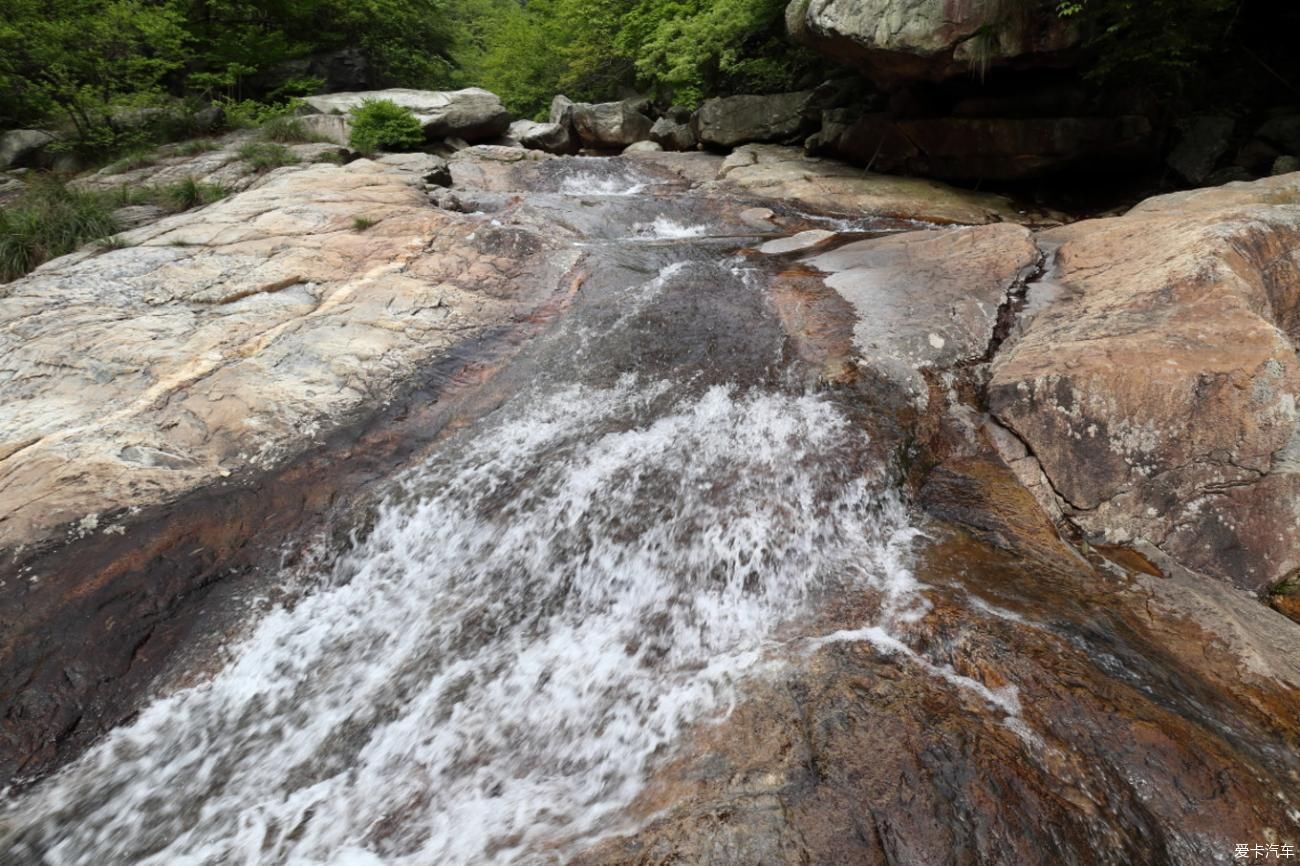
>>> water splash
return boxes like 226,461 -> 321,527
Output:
1,376 -> 914,866
558,172 -> 646,197
631,216 -> 708,240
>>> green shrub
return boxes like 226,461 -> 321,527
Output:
174,139 -> 220,156
105,149 -> 160,176
238,142 -> 300,172
348,100 -> 425,155
352,216 -> 377,231
0,180 -> 119,281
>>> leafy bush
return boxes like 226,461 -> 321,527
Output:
237,142 -> 300,172
348,100 -> 426,155
260,115 -> 316,143
0,180 -> 119,281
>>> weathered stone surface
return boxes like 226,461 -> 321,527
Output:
303,88 -> 511,142
622,140 -> 662,154
0,130 -> 55,170
990,174 -> 1300,592
786,0 -> 1079,84
714,144 -> 1027,224
0,158 -> 574,552
549,94 -> 576,128
694,91 -> 815,149
649,116 -> 697,151
808,111 -> 1157,182
508,119 -> 576,155
570,99 -> 654,149
298,113 -> 352,146
1273,155 -> 1300,175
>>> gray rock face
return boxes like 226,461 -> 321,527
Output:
298,113 -> 352,146
1167,116 -> 1235,184
695,92 -> 815,149
650,116 -> 697,152
570,99 -> 654,149
0,130 -> 55,170
303,88 -> 511,143
623,140 -> 662,154
786,0 -> 1079,83
549,95 -> 576,128
1274,155 -> 1300,175
508,119 -> 576,155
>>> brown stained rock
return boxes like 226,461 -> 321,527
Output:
714,145 -> 1027,224
989,173 -> 1300,592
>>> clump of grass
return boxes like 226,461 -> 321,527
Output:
0,179 -> 119,281
238,142 -> 300,172
352,216 -> 377,231
259,115 -> 325,144
154,176 -> 229,212
105,148 -> 159,175
174,138 -> 220,156
96,235 -> 131,252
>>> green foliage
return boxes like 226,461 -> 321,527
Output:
174,138 -> 220,156
352,215 -> 377,231
0,179 -> 119,281
153,176 -> 229,211
238,141 -> 301,171
1056,0 -> 1239,93
348,99 -> 426,155
105,148 -> 161,176
260,115 -> 314,143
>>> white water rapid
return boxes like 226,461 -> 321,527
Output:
0,373 -> 918,866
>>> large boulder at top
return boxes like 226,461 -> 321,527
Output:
786,0 -> 1079,84
807,110 -> 1156,182
569,99 -> 654,149
303,88 -> 511,142
694,91 -> 816,149
508,119 -> 576,155
989,174 -> 1300,593
0,129 -> 55,170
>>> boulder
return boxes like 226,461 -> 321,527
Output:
303,88 -> 511,143
1274,155 -> 1300,175
694,91 -> 815,149
786,0 -> 1079,84
508,119 -> 576,155
569,99 -> 654,149
807,111 -> 1157,182
298,113 -> 351,146
0,129 -> 55,170
989,173 -> 1300,592
549,95 -> 576,128
623,140 -> 663,154
650,116 -> 697,152
1166,116 -> 1235,185
1257,113 -> 1300,154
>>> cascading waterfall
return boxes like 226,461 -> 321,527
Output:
0,371 -> 919,866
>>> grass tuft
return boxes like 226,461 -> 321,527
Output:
0,179 -> 119,281
352,216 -> 377,231
238,142 -> 300,172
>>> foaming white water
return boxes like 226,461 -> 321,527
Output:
558,171 -> 646,196
1,376 -> 914,866
632,216 -> 708,240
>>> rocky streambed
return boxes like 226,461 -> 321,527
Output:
0,139 -> 1297,865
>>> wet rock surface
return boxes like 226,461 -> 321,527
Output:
1,134 -> 1297,864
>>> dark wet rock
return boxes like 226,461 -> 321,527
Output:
1166,115 -> 1235,184
694,91 -> 816,149
570,99 -> 654,149
303,88 -> 512,143
807,111 -> 1157,182
1275,155 -> 1300,175
990,173 -> 1300,593
1257,113 -> 1300,154
1236,138 -> 1282,175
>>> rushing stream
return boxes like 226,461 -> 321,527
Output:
0,163 -> 927,865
